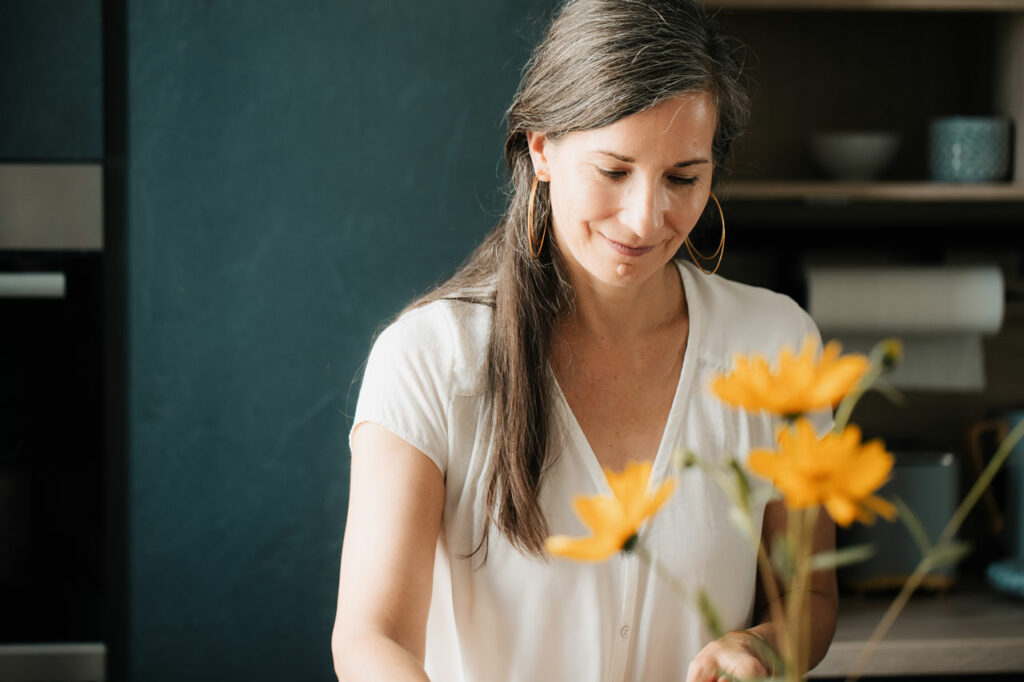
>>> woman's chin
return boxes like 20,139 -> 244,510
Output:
586,258 -> 663,288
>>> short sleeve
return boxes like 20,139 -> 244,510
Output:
350,307 -> 454,477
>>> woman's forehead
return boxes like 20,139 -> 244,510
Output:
560,93 -> 717,160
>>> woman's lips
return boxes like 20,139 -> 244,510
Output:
602,234 -> 655,257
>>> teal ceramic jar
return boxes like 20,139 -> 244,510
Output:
929,116 -> 1011,182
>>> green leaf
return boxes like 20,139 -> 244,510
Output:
810,543 -> 876,571
892,495 -> 932,557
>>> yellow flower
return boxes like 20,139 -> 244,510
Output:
546,461 -> 675,561
711,336 -> 869,417
748,418 -> 897,527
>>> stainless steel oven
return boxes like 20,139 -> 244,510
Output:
0,164 -> 106,681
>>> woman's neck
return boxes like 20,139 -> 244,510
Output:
559,261 -> 686,346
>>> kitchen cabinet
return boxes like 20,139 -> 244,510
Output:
695,5 -> 1024,679
703,0 -> 1024,218
691,0 -> 1024,399
0,2 -> 116,680
713,0 -> 1024,10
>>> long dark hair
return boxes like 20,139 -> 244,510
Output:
406,0 -> 750,559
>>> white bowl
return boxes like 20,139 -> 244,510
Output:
811,132 -> 900,181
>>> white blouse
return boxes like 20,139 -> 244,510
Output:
350,260 -> 828,681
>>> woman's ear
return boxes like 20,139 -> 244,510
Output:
525,131 -> 551,181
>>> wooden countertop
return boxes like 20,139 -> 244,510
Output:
810,588 -> 1024,677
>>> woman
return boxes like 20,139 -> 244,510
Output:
333,1 -> 837,680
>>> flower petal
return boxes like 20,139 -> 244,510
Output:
824,496 -> 859,527
710,337 -> 869,415
545,534 -> 622,562
637,477 -> 676,522
606,462 -> 651,504
572,495 -> 623,534
861,495 -> 899,521
747,450 -> 781,480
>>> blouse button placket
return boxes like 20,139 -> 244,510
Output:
609,553 -> 640,682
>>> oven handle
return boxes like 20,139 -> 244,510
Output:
0,272 -> 66,298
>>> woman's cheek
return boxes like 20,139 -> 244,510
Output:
576,180 -> 621,223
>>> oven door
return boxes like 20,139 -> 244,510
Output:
0,163 -> 107,656
0,253 -> 105,644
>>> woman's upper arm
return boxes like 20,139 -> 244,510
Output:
332,421 -> 446,664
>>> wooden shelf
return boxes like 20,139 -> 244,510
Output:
720,181 -> 1024,202
709,0 -> 1024,11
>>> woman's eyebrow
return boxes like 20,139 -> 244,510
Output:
594,150 -> 710,168
595,150 -> 635,162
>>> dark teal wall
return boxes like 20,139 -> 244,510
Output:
127,1 -> 551,679
0,1 -> 102,159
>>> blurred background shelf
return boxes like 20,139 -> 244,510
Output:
709,0 -> 1024,11
721,181 -> 1024,202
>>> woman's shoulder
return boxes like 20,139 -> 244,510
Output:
374,296 -> 493,393
679,260 -> 819,367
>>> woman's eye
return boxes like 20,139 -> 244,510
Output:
596,168 -> 698,185
668,175 -> 699,186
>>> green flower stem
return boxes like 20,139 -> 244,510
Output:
938,417 -> 1024,547
633,540 -> 688,603
843,564 -> 927,682
754,541 -> 790,679
783,507 -> 818,682
637,536 -> 786,680
831,364 -> 880,432
831,337 -> 897,432
783,508 -> 804,682
844,418 -> 1024,682
800,507 -> 819,678
775,506 -> 820,682
689,453 -> 791,674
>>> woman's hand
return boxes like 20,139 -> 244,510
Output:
685,630 -> 773,682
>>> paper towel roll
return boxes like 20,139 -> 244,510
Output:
806,266 -> 1005,392
806,266 -> 1004,334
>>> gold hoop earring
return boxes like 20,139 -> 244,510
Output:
684,191 -> 725,275
528,174 -> 548,259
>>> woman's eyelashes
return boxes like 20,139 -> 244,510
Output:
596,167 -> 699,186
667,175 -> 699,186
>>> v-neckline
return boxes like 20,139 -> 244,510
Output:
550,260 -> 701,496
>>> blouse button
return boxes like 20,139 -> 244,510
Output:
620,625 -> 631,639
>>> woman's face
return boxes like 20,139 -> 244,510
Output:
527,92 -> 717,289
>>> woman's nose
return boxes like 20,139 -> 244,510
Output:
620,179 -> 667,236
